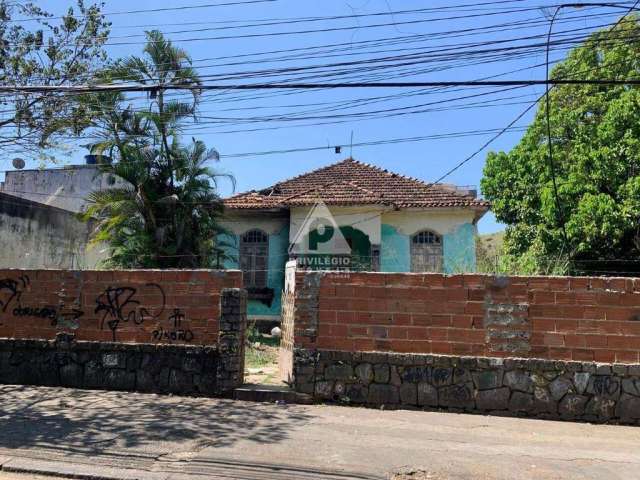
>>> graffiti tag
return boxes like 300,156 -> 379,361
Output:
95,283 -> 165,341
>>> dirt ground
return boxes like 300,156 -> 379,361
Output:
244,336 -> 284,385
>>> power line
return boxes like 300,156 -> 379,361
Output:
4,0 -> 278,24
2,79 -> 640,94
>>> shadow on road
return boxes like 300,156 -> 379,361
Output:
0,384 -> 312,453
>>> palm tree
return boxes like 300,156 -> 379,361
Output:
80,32 -> 233,269
109,30 -> 201,188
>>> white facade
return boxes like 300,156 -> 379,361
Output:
0,165 -> 123,213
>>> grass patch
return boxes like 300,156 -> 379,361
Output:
245,344 -> 278,369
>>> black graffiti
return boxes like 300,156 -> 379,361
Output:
449,385 -> 472,401
152,326 -> 194,343
152,308 -> 194,343
95,283 -> 165,341
593,376 -> 619,396
0,275 -> 29,314
13,305 -> 57,321
432,368 -> 451,386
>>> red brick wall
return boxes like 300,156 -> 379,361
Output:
0,269 -> 242,344
302,272 -> 640,364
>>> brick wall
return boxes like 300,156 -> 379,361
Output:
0,269 -> 242,345
298,272 -> 640,364
282,271 -> 640,423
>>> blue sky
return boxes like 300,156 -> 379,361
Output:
18,0 -> 634,233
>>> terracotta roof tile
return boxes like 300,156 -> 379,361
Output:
224,158 -> 490,210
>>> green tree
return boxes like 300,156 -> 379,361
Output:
0,1 -> 110,160
80,31 -> 233,268
481,15 -> 640,274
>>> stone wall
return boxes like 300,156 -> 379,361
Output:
305,350 -> 640,425
0,289 -> 247,395
0,269 -> 242,344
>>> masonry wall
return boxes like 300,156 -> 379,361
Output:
0,269 -> 241,344
283,271 -> 640,424
0,269 -> 246,395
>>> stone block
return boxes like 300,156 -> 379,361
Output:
509,392 -> 534,413
104,369 -> 135,391
314,380 -> 334,399
59,362 -> 83,388
586,376 -> 620,400
585,397 -> 616,419
558,394 -> 588,418
453,368 -> 472,384
373,364 -> 390,384
431,367 -> 453,387
533,387 -> 556,414
622,378 -> 640,397
549,377 -> 573,401
355,363 -> 373,384
473,370 -> 503,390
573,372 -> 590,395
345,384 -> 368,403
476,387 -> 510,410
439,383 -> 474,409
616,394 -> 640,421
504,370 -> 533,393
368,384 -> 399,405
399,383 -> 417,405
417,382 -> 438,407
325,364 -> 354,381
401,366 -> 430,383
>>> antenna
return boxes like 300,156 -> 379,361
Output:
349,131 -> 354,158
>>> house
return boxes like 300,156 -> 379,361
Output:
220,158 -> 490,322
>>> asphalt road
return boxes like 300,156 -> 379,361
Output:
0,385 -> 639,479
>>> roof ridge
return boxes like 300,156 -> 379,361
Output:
272,157 -> 356,189
347,158 -> 430,186
224,158 -> 356,201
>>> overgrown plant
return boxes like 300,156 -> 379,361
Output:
0,1 -> 110,160
482,15 -> 640,274
79,31 -> 233,268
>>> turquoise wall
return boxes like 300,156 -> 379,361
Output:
443,223 -> 477,273
380,224 -> 410,272
217,226 -> 289,318
380,222 -> 476,273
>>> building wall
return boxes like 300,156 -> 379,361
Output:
219,214 -> 289,318
289,205 -> 383,246
0,193 -> 105,269
381,209 -> 477,273
0,165 -> 125,213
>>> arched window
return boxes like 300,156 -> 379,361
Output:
411,230 -> 443,272
240,229 -> 268,288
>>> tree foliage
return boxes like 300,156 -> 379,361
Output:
481,15 -> 640,274
0,1 -> 110,159
80,31 -> 233,268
